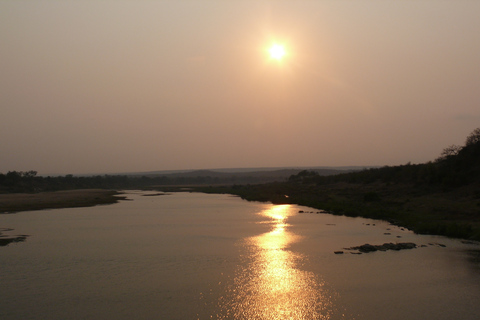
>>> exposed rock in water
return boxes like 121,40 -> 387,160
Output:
428,243 -> 447,247
0,235 -> 28,247
346,242 -> 417,253
0,227 -> 29,247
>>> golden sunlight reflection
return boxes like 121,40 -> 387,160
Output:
218,205 -> 337,319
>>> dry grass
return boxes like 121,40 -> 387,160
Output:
0,189 -> 126,213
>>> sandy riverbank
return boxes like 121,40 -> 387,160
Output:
0,189 -> 126,214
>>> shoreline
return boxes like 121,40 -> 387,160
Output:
0,189 -> 126,214
157,184 -> 480,241
2,186 -> 479,241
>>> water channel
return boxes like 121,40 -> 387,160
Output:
1,191 -> 479,319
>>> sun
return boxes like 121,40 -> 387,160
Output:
268,44 -> 286,61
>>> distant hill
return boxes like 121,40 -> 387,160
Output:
103,166 -> 366,186
116,166 -> 369,177
149,168 -> 352,178
136,167 -> 360,186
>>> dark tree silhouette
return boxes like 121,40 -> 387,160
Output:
436,144 -> 462,162
465,127 -> 480,146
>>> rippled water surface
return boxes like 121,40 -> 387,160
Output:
1,191 -> 480,319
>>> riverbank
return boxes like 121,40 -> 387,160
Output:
157,182 -> 480,241
0,189 -> 126,214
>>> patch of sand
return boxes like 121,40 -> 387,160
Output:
0,189 -> 126,213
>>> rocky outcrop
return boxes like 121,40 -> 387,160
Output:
346,242 -> 417,253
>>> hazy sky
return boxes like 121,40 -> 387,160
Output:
2,1 -> 480,175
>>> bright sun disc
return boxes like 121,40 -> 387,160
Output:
269,44 -> 286,60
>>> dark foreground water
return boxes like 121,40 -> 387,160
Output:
1,191 -> 480,319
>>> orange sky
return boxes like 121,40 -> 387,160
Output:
1,1 -> 480,174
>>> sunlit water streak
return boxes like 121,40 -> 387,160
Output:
218,205 -> 340,319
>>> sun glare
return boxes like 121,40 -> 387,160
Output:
268,44 -> 286,61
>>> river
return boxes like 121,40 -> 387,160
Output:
1,191 -> 479,319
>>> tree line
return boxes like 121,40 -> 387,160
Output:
2,128 -> 479,194
0,171 -> 283,193
288,128 -> 480,188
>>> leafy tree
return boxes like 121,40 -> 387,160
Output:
465,127 -> 480,146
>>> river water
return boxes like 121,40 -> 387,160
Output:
1,191 -> 480,319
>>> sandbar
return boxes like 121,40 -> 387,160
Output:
0,189 -> 125,214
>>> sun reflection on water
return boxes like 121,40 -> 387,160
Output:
218,205 -> 336,319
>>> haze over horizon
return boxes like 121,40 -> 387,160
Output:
2,1 -> 479,175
